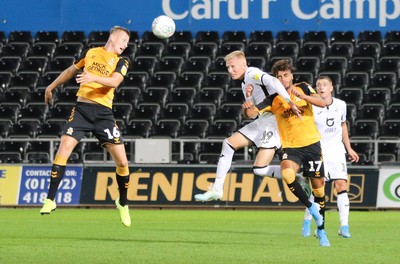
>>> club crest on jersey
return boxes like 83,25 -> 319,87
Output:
66,127 -> 74,135
108,58 -> 115,66
253,73 -> 260,81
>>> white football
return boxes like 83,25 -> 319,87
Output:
152,15 -> 175,39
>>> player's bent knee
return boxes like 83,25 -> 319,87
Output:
281,168 -> 296,184
312,186 -> 325,198
116,165 -> 129,176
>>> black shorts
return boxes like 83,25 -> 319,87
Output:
62,102 -> 124,146
281,141 -> 324,178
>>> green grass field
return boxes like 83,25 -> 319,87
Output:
0,208 -> 398,264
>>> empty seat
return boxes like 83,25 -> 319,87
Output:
203,72 -> 231,90
88,31 -> 109,44
112,102 -> 133,123
358,103 -> 385,125
46,57 -> 75,72
357,31 -> 382,44
181,119 -> 209,138
175,72 -> 204,89
352,119 -> 379,138
189,103 -> 216,123
0,141 -> 27,157
321,56 -> 348,76
147,72 -> 176,90
381,41 -> 400,57
222,31 -> 247,44
224,87 -> 243,104
386,103 -> 400,120
153,119 -> 181,138
0,120 -> 13,138
328,42 -> 354,58
18,57 -> 48,75
349,57 -> 375,75
1,43 -> 30,58
61,31 -> 86,44
215,103 -> 243,124
123,72 -> 148,90
195,31 -> 220,44
18,103 -> 47,122
300,42 -> 327,60
114,86 -> 141,106
246,57 -> 266,69
303,31 -> 328,45
276,31 -> 301,44
294,72 -> 314,85
194,87 -> 224,107
37,122 -> 64,138
142,31 -> 168,44
339,87 -> 363,108
0,152 -> 22,163
130,103 -> 160,122
208,120 -> 237,138
153,56 -> 184,75
0,57 -> 21,74
9,119 -> 41,138
168,87 -> 196,105
169,31 -> 193,43
354,42 -> 381,60
3,87 -> 30,106
249,31 -> 274,44
0,103 -> 20,124
330,31 -> 356,44
141,87 -> 169,106
181,58 -> 209,75
343,72 -> 369,90
384,31 -> 400,44
218,42 -> 246,58
363,87 -> 391,107
246,42 -> 272,59
53,43 -> 83,58
190,42 -> 218,59
380,119 -> 400,137
135,42 -> 164,59
9,31 -> 33,45
160,103 -> 189,122
163,42 -> 191,60
35,31 -> 59,44
125,119 -> 153,138
296,57 -> 320,76
272,42 -> 299,60
378,57 -> 400,78
130,57 -> 156,76
350,136 -> 374,161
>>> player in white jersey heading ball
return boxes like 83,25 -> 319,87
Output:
301,76 -> 359,238
194,50 -> 301,202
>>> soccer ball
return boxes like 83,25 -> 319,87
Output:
152,15 -> 175,39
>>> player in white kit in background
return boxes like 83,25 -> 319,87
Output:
194,50 -> 301,202
302,76 -> 359,238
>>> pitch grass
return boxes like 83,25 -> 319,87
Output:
0,208 -> 399,264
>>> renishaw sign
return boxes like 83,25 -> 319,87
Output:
79,167 -> 378,208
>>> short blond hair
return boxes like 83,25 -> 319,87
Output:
224,50 -> 246,62
110,26 -> 130,37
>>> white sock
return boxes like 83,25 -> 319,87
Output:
213,139 -> 235,192
253,165 -> 281,179
337,192 -> 350,226
304,195 -> 314,221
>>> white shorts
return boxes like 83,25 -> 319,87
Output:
238,113 -> 281,149
323,151 -> 348,181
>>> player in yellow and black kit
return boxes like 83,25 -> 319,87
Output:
40,26 -> 132,227
243,60 -> 330,246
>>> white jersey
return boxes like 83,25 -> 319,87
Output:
238,67 -> 285,149
313,97 -> 348,180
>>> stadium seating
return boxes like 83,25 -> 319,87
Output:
0,29 -> 399,163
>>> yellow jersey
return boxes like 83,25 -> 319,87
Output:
259,82 -> 321,148
74,47 -> 129,108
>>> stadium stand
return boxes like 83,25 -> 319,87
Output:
0,30 -> 399,164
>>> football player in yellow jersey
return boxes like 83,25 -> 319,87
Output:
40,26 -> 132,227
243,60 -> 330,246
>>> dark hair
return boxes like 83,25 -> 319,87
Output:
271,59 -> 295,76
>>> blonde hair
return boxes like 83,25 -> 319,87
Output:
110,26 -> 130,37
224,50 -> 246,63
